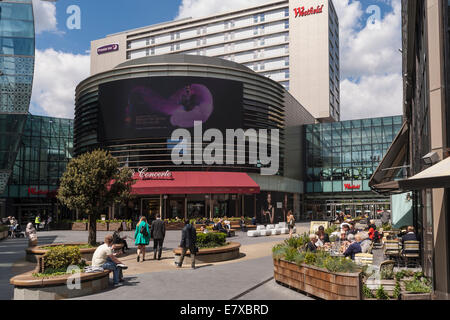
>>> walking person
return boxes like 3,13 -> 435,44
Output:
46,215 -> 52,231
287,210 -> 295,238
34,214 -> 41,232
176,220 -> 197,269
151,214 -> 166,260
134,216 -> 150,262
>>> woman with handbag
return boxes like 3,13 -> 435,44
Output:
135,216 -> 150,262
287,210 -> 295,238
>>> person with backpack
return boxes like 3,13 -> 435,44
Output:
176,220 -> 198,269
135,216 -> 150,262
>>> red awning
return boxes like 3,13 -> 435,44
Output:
130,171 -> 260,195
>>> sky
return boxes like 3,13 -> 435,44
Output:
30,0 -> 403,121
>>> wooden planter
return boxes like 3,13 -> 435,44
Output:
165,222 -> 185,230
96,223 -> 108,231
0,230 -> 8,240
401,292 -> 431,300
273,259 -> 362,300
108,222 -> 122,232
71,222 -> 87,231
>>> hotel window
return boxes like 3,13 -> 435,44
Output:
171,33 -> 175,40
285,70 -> 289,79
260,38 -> 265,46
197,28 -> 201,35
151,47 -> 155,55
146,38 -> 150,46
151,37 -> 155,44
127,42 -> 131,49
285,20 -> 289,29
260,62 -> 265,70
176,43 -> 180,50
285,57 -> 289,66
126,52 -> 131,59
260,25 -> 265,35
230,32 -> 235,40
224,21 -> 229,30
285,33 -> 289,42
285,8 -> 289,17
202,26 -> 207,34
260,13 -> 265,22
254,27 -> 258,35
285,45 -> 289,54
230,20 -> 235,28
202,38 -> 207,45
146,48 -> 150,56
224,33 -> 228,41
253,51 -> 258,59
176,32 -> 180,39
254,63 -> 258,71
254,15 -> 258,23
170,44 -> 174,52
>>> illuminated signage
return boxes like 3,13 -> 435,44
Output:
135,169 -> 174,180
28,188 -> 57,197
344,184 -> 361,190
97,44 -> 119,55
293,5 -> 324,18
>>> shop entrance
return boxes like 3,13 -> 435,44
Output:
140,197 -> 160,222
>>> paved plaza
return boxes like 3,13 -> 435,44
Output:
0,224 -> 313,300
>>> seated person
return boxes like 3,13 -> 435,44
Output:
343,234 -> 362,260
347,233 -> 355,243
112,225 -> 129,253
92,235 -> 128,286
239,216 -> 248,232
200,226 -> 209,234
216,219 -> 230,236
305,234 -> 318,252
401,226 -> 417,243
316,226 -> 330,243
368,223 -> 382,243
339,231 -> 347,242
348,221 -> 358,235
341,224 -> 351,236
359,232 -> 372,253
368,219 -> 377,231
251,216 -> 257,226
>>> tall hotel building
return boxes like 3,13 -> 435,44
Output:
90,0 -> 340,122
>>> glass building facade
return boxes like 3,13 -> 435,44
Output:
1,115 -> 73,223
303,116 -> 403,219
0,0 -> 35,196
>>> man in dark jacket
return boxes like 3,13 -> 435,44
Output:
176,220 -> 197,269
151,214 -> 166,260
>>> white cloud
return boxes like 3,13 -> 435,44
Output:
31,49 -> 90,119
340,74 -> 403,120
176,0 -> 273,19
32,0 -> 60,34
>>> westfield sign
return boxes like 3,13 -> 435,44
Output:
344,184 -> 361,190
293,4 -> 324,18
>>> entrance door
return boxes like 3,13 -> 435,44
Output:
141,197 -> 160,222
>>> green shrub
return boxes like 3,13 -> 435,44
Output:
44,246 -> 82,271
375,285 -> 389,300
363,284 -> 375,299
381,269 -> 395,280
0,225 -> 9,232
325,225 -> 338,236
395,270 -> 415,281
393,282 -> 401,300
382,223 -> 392,231
404,277 -> 432,293
284,233 -> 309,249
196,232 -> 226,248
304,252 -> 317,265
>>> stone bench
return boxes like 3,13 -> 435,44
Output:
10,270 -> 111,300
173,242 -> 241,264
25,243 -> 102,263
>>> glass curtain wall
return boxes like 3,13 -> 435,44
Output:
2,115 -> 74,199
305,116 -> 403,194
0,0 -> 35,194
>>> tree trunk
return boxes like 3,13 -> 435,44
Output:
88,214 -> 97,246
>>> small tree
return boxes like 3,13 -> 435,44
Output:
57,149 -> 134,246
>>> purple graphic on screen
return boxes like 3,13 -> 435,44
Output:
125,84 -> 214,128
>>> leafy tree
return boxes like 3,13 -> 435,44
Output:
57,149 -> 134,245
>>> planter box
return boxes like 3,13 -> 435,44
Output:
0,230 -> 8,240
71,222 -> 87,231
365,279 -> 397,296
165,222 -> 185,230
96,223 -> 108,231
274,259 -> 362,300
401,292 -> 431,300
108,222 -> 122,232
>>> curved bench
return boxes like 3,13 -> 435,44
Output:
173,242 -> 241,264
10,270 -> 111,300
25,243 -> 101,263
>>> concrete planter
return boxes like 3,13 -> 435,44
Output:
10,270 -> 111,300
0,230 -> 8,240
273,259 -> 362,300
173,242 -> 241,264
71,222 -> 87,231
96,222 -> 108,231
400,292 -> 431,300
25,243 -> 99,263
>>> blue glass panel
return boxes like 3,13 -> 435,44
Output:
0,20 -> 34,38
0,3 -> 33,21
0,37 -> 34,56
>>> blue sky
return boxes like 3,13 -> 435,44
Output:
31,0 -> 403,120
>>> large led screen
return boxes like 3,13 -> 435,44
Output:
98,77 -> 243,142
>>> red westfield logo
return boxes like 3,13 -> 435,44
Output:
293,5 -> 324,18
344,184 -> 361,190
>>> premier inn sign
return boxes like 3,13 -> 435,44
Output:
293,5 -> 324,18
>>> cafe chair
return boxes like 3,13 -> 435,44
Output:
379,260 -> 395,276
354,253 -> 373,266
384,240 -> 402,267
401,240 -> 421,268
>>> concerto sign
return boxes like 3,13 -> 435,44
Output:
293,5 -> 324,18
97,44 -> 119,55
134,169 -> 174,181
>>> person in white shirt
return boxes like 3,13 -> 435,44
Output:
92,235 -> 128,286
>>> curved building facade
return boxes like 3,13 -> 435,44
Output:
0,0 -> 35,195
75,54 -> 314,222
